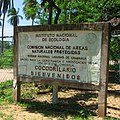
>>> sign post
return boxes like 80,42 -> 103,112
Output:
14,23 -> 110,117
98,23 -> 110,117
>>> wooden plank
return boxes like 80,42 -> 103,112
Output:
16,23 -> 103,32
18,76 -> 100,91
98,23 -> 110,117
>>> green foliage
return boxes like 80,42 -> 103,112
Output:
21,83 -> 38,99
0,41 -> 13,49
109,64 -> 119,70
0,0 -> 11,52
105,116 -> 120,120
35,0 -> 120,24
7,7 -> 23,26
36,11 -> 48,25
109,36 -> 120,70
98,0 -> 120,21
22,0 -> 120,25
23,0 -> 39,25
109,37 -> 120,61
0,48 -> 13,68
0,80 -> 13,103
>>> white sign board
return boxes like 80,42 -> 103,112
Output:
18,30 -> 102,83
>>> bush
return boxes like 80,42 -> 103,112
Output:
109,63 -> 119,70
0,80 -> 13,103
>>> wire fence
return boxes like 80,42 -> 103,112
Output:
107,30 -> 120,118
0,40 -> 13,82
0,38 -> 120,119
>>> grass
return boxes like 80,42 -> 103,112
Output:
0,81 -> 119,120
105,117 -> 120,120
0,80 -> 13,104
0,49 -> 13,69
0,81 -> 92,119
0,112 -> 15,120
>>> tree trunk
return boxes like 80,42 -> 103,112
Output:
46,0 -> 61,24
12,0 -> 14,7
48,6 -> 52,24
54,3 -> 61,24
32,19 -> 34,26
1,13 -> 5,53
0,1 -> 2,16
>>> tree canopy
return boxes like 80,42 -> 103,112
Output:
7,8 -> 23,26
22,0 -> 120,24
23,0 -> 39,25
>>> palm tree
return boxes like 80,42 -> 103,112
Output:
0,0 -> 2,16
8,8 -> 23,27
23,0 -> 38,25
0,0 -> 11,52
11,0 -> 14,8
41,0 -> 61,24
7,7 -> 23,43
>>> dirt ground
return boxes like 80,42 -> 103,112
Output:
107,84 -> 120,119
0,68 -> 120,120
0,68 -> 13,82
0,88 -> 120,120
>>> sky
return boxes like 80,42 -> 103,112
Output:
0,0 -> 32,37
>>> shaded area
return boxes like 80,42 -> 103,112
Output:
20,88 -> 98,119
107,106 -> 120,111
108,90 -> 120,96
0,81 -> 120,119
109,71 -> 120,84
20,82 -> 120,119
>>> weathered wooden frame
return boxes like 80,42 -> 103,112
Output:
13,23 -> 110,117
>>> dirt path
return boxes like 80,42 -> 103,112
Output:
0,104 -> 45,120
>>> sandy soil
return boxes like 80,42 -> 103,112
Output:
0,105 -> 45,120
107,84 -> 120,119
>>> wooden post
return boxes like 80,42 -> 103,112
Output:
98,23 -> 110,117
52,83 -> 58,104
13,26 -> 21,102
98,83 -> 108,117
13,77 -> 21,102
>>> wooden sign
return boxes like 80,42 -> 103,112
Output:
14,23 -> 110,117
18,30 -> 102,84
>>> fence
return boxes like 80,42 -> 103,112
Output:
107,31 -> 120,118
0,40 -> 13,82
0,35 -> 120,119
